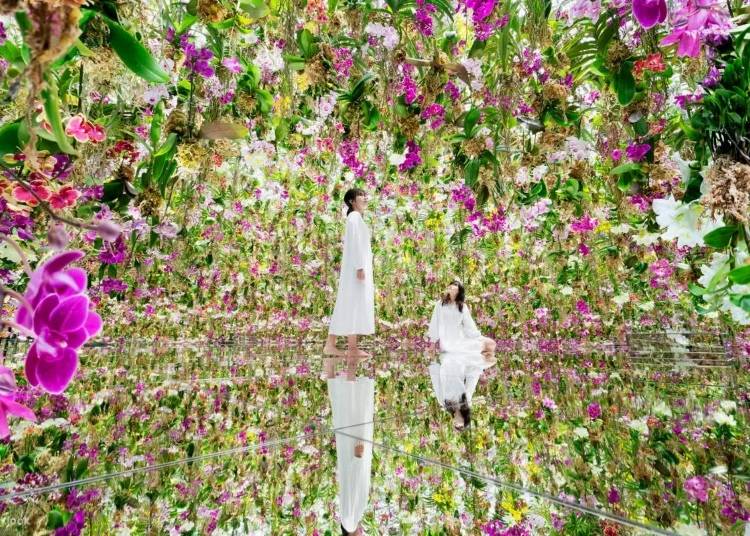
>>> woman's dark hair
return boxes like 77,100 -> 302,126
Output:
441,280 -> 465,312
344,188 -> 366,215
341,523 -> 353,536
444,394 -> 471,430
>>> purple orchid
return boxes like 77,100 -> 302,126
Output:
0,366 -> 36,439
632,0 -> 667,29
660,0 -> 732,58
16,251 -> 102,394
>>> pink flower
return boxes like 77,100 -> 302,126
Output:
660,0 -> 732,58
632,0 -> 667,29
0,366 -> 36,439
684,476 -> 710,502
65,115 -> 89,142
222,56 -> 243,74
570,215 -> 598,234
64,115 -> 106,143
16,251 -> 102,394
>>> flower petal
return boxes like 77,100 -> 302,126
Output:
49,295 -> 89,333
3,399 -> 36,422
65,327 -> 88,350
42,250 -> 85,278
32,294 -> 60,333
49,268 -> 87,296
0,407 -> 8,439
24,344 -> 41,387
632,0 -> 666,29
84,311 -> 103,338
35,348 -> 78,394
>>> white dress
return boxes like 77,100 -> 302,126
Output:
429,351 -> 492,406
327,377 -> 375,532
329,212 -> 375,336
427,301 -> 484,354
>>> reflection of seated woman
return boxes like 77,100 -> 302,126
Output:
427,280 -> 496,360
427,281 -> 496,431
327,374 -> 374,535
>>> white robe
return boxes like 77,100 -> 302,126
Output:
328,377 -> 375,532
427,301 -> 484,354
429,351 -> 493,406
329,211 -> 375,336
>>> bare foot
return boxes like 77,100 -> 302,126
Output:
354,441 -> 364,458
323,358 -> 339,379
345,359 -> 358,381
323,345 -> 346,356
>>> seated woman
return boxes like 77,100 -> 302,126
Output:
427,280 -> 496,431
427,280 -> 496,360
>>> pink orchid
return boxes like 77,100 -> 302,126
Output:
85,122 -> 106,143
49,185 -> 80,210
632,0 -> 667,29
0,366 -> 36,439
65,115 -> 90,142
660,0 -> 732,57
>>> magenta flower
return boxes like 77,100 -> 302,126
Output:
632,0 -> 667,29
660,0 -> 732,58
626,142 -> 651,162
684,475 -> 710,502
587,402 -> 602,420
221,56 -> 243,74
415,0 -> 437,36
607,486 -> 621,504
399,141 -> 422,172
570,215 -> 598,233
16,251 -> 102,394
0,366 -> 36,439
421,103 -> 445,129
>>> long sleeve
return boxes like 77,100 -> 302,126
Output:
461,305 -> 481,339
427,301 -> 440,342
346,213 -> 367,271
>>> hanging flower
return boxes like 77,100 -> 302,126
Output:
16,251 -> 102,394
632,0 -> 667,29
0,366 -> 36,439
660,0 -> 732,58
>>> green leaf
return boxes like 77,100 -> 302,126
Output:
613,63 -> 635,106
14,11 -> 32,37
464,159 -> 480,187
47,510 -> 65,530
240,0 -> 270,18
728,265 -> 750,284
150,101 -> 164,147
0,120 -> 29,156
688,282 -> 709,296
464,108 -> 481,137
297,29 -> 318,59
255,88 -> 273,114
610,163 -> 641,175
703,226 -> 737,249
41,79 -> 77,155
104,18 -> 170,83
729,294 -> 750,312
154,132 -> 178,157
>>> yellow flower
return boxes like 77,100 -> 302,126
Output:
595,221 -> 611,233
274,96 -> 292,115
295,72 -> 311,93
236,14 -> 254,26
303,21 -> 318,33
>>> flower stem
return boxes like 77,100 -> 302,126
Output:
0,235 -> 32,277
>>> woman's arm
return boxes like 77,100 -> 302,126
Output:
346,214 -> 367,275
462,305 -> 482,338
427,301 -> 440,345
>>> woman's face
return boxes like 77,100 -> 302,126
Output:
353,194 -> 367,212
446,284 -> 459,300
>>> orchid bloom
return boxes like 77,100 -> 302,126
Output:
632,0 -> 667,29
0,366 -> 36,439
16,251 -> 102,394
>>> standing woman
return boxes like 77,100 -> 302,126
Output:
324,188 -> 375,358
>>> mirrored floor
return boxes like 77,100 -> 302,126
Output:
0,342 -> 747,534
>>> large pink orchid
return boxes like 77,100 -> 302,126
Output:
660,0 -> 732,57
16,251 -> 102,394
632,0 -> 667,29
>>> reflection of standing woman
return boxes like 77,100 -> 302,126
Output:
327,376 -> 375,535
324,188 -> 375,358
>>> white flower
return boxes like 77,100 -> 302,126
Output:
610,223 -> 631,234
638,301 -> 655,311
712,410 -> 737,427
388,152 -> 406,166
613,293 -> 630,306
629,417 -> 649,436
652,196 -> 724,248
720,400 -> 737,412
560,286 -> 574,296
653,400 -> 672,418
573,427 -> 589,439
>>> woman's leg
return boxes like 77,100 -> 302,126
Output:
346,335 -> 371,358
324,334 -> 345,356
